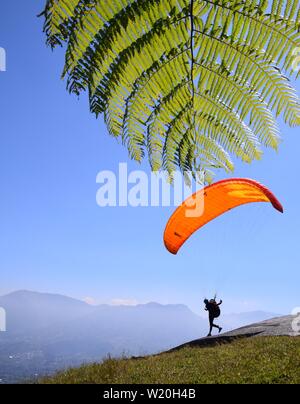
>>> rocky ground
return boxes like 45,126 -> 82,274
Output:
170,315 -> 300,351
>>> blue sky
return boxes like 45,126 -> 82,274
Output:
0,1 -> 299,316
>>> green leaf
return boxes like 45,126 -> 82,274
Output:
41,0 -> 300,178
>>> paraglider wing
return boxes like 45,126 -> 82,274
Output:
164,178 -> 283,255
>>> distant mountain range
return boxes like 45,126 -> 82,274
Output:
0,291 -> 278,383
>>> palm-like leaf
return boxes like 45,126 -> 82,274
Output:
41,0 -> 300,178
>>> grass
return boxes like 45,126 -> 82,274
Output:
40,337 -> 300,384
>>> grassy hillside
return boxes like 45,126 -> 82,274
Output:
41,337 -> 300,384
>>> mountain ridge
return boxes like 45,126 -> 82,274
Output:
0,290 -> 282,383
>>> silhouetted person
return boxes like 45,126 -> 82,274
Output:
204,298 -> 223,337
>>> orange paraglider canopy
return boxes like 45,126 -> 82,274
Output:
164,178 -> 283,255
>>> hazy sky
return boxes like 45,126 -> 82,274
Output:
0,1 -> 299,315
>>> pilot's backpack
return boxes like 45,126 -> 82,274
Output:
210,299 -> 221,318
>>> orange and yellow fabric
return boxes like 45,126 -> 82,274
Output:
164,179 -> 283,255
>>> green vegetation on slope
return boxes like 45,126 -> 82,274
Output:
41,337 -> 300,384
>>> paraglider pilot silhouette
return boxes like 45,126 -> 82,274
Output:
163,179 -> 283,336
204,297 -> 223,337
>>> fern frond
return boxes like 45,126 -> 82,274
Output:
42,0 -> 300,178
